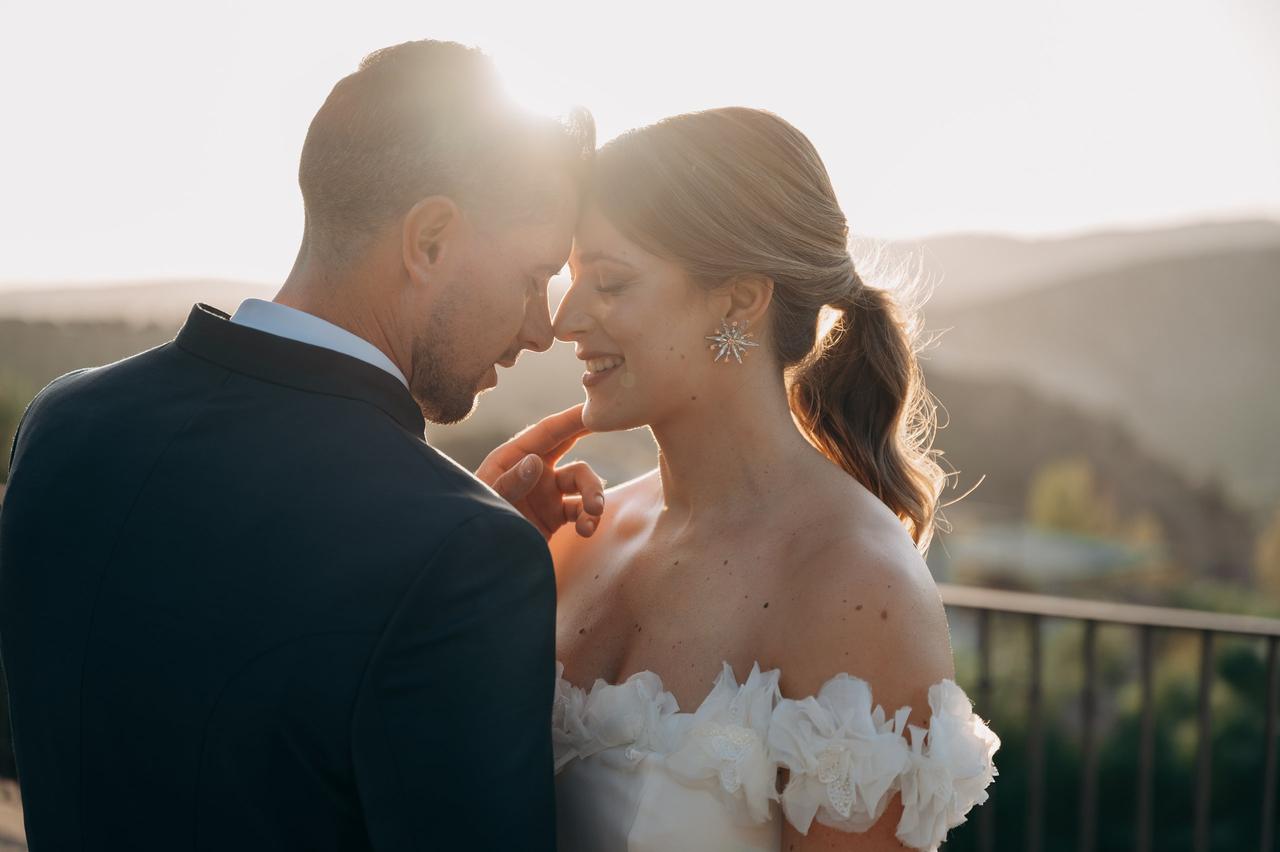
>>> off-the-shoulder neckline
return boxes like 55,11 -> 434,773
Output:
555,658 -> 964,718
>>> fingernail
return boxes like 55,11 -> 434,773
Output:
520,456 -> 538,478
592,494 -> 605,512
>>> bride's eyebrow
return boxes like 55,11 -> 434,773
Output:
576,250 -> 634,269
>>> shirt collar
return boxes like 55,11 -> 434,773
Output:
230,298 -> 409,389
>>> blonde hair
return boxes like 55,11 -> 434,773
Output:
589,107 -> 946,550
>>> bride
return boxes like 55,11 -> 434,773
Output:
488,107 -> 997,852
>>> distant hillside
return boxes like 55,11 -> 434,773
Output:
0,319 -> 175,397
2,219 -> 1276,513
926,246 -> 1280,511
926,371 -> 1256,584
0,279 -> 272,326
4,220 -> 1277,323
877,218 -> 1280,308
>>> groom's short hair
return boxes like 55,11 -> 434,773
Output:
298,40 -> 594,263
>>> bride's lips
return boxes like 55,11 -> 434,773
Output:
579,352 -> 625,389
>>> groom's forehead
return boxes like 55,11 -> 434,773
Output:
507,209 -> 576,270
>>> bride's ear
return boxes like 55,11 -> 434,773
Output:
722,273 -> 774,328
402,196 -> 461,287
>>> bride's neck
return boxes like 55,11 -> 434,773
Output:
648,367 -> 822,533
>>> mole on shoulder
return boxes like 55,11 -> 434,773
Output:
880,609 -> 889,620
763,601 -> 769,609
579,628 -> 586,634
855,604 -> 863,611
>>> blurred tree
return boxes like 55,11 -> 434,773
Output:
1026,457 -> 1118,536
1255,505 -> 1280,596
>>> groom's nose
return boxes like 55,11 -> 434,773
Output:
519,296 -> 555,354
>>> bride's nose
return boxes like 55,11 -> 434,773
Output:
552,282 -> 592,342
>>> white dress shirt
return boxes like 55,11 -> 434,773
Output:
230,299 -> 409,389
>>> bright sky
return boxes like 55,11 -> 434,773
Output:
1,0 -> 1277,285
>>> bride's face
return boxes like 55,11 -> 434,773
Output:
554,207 -> 727,432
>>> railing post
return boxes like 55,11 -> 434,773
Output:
1261,635 -> 1277,852
978,608 -> 995,852
1194,630 -> 1214,852
1137,625 -> 1155,852
1079,620 -> 1098,852
1028,613 -> 1043,852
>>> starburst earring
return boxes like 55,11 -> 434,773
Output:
705,318 -> 760,364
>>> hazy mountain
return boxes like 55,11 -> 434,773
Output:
874,218 -> 1280,308
925,246 -> 1280,510
2,220 -> 1276,511
0,309 -> 1251,585
0,279 -> 273,326
925,371 -> 1255,584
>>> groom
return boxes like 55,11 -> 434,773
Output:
0,41 -> 600,850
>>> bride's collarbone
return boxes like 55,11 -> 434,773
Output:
556,535 -> 799,705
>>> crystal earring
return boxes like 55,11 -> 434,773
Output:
706,318 -> 760,364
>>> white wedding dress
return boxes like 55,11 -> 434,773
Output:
553,660 -> 999,852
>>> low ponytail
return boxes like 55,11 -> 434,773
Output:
788,275 -> 945,550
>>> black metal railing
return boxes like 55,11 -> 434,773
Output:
940,583 -> 1280,852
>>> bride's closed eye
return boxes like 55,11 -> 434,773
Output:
594,276 -> 634,295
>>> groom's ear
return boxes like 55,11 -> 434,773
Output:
402,196 -> 462,286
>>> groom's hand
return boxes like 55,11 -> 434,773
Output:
476,404 -> 606,540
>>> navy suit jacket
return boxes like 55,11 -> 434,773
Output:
0,304 -> 557,850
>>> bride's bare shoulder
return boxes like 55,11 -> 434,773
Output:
772,495 -> 953,724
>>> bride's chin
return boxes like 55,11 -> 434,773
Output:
581,399 -> 640,434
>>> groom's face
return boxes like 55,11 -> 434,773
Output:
409,181 -> 578,424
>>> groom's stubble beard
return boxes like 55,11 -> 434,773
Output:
406,268 -> 502,426
409,308 -> 484,425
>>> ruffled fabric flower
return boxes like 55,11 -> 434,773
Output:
895,680 -> 1001,851
552,662 -> 681,771
768,674 -> 913,834
552,662 -> 592,770
665,663 -> 782,823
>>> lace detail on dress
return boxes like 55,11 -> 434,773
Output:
767,674 -> 913,834
666,663 -> 780,822
552,661 -> 999,851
